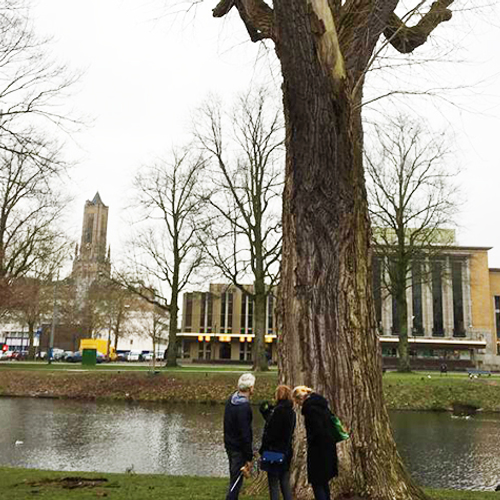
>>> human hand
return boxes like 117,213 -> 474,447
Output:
240,461 -> 252,478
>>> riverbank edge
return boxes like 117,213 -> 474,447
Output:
0,467 -> 497,500
1,368 -> 500,411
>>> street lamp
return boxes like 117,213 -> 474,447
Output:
48,272 -> 60,365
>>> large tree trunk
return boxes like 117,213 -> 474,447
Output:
273,3 -> 427,499
253,283 -> 269,372
395,272 -> 411,373
166,301 -> 178,368
28,321 -> 36,361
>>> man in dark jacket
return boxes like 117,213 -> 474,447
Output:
223,373 -> 256,500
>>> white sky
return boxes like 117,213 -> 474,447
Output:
30,1 -> 500,267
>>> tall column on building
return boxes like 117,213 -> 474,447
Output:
72,192 -> 111,286
422,259 -> 433,337
382,258 -> 392,335
443,257 -> 454,337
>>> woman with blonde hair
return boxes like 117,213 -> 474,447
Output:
292,386 -> 338,500
259,385 -> 296,500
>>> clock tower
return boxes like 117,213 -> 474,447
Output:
72,192 -> 111,285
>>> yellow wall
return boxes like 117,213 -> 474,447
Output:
470,251 -> 493,332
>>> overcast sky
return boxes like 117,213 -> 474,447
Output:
31,1 -> 500,268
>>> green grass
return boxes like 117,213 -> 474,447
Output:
0,467 -> 496,500
2,365 -> 500,410
0,361 -> 270,372
382,371 -> 500,411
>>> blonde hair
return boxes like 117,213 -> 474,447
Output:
292,385 -> 313,403
275,385 -> 292,402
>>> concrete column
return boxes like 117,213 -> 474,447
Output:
407,271 -> 414,335
422,259 -> 433,337
443,257 -> 454,337
382,258 -> 393,335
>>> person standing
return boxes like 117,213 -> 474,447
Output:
292,386 -> 338,500
224,373 -> 256,500
259,385 -> 296,500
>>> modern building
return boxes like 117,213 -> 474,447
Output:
178,283 -> 276,363
178,245 -> 500,370
374,246 -> 492,370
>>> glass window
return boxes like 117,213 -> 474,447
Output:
412,261 -> 423,336
495,296 -> 500,340
220,341 -> 231,360
267,295 -> 274,333
184,293 -> 193,332
452,260 -> 465,337
372,257 -> 382,331
432,261 -> 444,336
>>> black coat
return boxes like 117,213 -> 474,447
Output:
302,393 -> 338,485
223,392 -> 253,461
259,399 -> 296,467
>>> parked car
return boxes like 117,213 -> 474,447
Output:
51,348 -> 65,361
65,351 -> 82,363
126,350 -> 142,362
116,352 -> 129,362
62,350 -> 74,361
12,350 -> 28,361
0,351 -> 12,360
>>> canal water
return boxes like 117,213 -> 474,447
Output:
1,397 -> 500,491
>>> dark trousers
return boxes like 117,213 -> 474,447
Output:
311,481 -> 330,500
267,469 -> 293,500
225,450 -> 247,500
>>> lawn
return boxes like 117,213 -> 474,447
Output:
1,364 -> 500,410
0,467 -> 497,500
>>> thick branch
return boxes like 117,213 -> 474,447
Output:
384,0 -> 454,54
213,0 -> 274,42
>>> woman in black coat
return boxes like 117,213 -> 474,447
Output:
259,385 -> 296,500
292,386 -> 338,500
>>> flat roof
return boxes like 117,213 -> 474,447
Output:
379,336 -> 487,348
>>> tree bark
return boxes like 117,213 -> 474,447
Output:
395,267 -> 411,373
273,2 -> 427,499
253,283 -> 269,371
166,300 -> 178,367
28,322 -> 36,361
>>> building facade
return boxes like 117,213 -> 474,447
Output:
178,246 -> 500,370
178,283 -> 276,363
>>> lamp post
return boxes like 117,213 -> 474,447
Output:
48,273 -> 59,365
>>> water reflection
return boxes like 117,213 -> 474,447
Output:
391,411 -> 500,491
1,398 -> 500,490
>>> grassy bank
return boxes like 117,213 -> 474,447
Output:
2,364 -> 500,410
0,467 -> 497,500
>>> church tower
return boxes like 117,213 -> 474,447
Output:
72,192 -> 111,284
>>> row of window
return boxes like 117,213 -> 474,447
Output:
184,292 -> 274,334
373,258 -> 466,337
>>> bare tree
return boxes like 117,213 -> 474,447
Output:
8,244 -> 69,359
9,277 -> 51,358
130,301 -> 169,370
195,88 -> 283,371
366,115 -> 459,372
123,149 -> 206,367
210,1 -> 460,498
0,147 -> 70,319
0,1 -> 79,165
